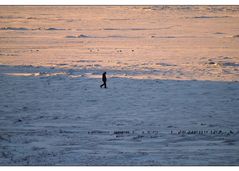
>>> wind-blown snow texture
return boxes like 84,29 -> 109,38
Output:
1,65 -> 239,165
0,6 -> 239,165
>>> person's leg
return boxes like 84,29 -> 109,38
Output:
100,83 -> 104,88
104,82 -> 107,88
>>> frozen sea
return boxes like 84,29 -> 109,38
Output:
0,6 -> 239,165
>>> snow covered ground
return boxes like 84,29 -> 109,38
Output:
1,65 -> 239,165
0,6 -> 239,165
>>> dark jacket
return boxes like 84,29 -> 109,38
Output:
102,73 -> 107,82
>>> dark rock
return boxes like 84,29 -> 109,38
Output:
208,61 -> 215,65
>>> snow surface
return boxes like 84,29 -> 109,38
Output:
0,6 -> 239,165
0,65 -> 239,165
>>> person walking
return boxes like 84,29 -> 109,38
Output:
100,72 -> 107,88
